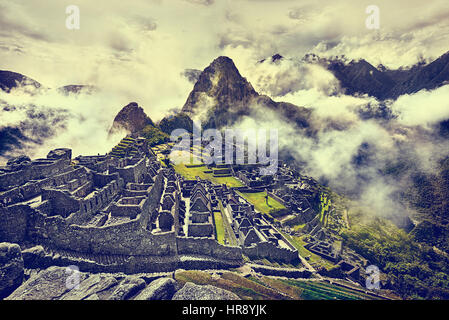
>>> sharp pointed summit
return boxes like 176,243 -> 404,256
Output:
182,56 -> 310,129
182,56 -> 258,118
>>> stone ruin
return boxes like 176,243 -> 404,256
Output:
224,192 -> 299,263
0,145 -> 243,274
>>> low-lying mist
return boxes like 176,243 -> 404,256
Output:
229,57 -> 449,225
0,85 -> 127,163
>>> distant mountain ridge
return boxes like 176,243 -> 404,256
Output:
318,51 -> 449,100
0,70 -> 41,92
0,70 -> 96,94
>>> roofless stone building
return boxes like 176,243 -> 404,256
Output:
0,145 -> 242,274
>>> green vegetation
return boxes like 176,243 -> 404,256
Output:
110,137 -> 137,158
341,214 -> 449,299
237,192 -> 287,219
174,270 -> 286,300
174,270 -> 378,300
158,112 -> 193,135
282,232 -> 336,270
218,201 -> 238,246
213,211 -> 225,244
173,162 -> 244,187
141,125 -> 169,146
273,278 -> 381,300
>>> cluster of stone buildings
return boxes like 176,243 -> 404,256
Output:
0,145 -> 242,274
0,136 -> 368,285
225,197 -> 299,263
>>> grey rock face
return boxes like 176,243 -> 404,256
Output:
134,277 -> 176,300
172,282 -> 240,300
109,275 -> 146,300
109,102 -> 154,136
0,242 -> 24,299
46,148 -> 72,160
6,155 -> 31,166
5,266 -> 173,300
5,266 -> 89,300
61,273 -> 119,300
21,245 -> 46,268
5,266 -> 120,300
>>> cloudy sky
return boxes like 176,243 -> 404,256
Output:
1,0 -> 449,119
1,0 -> 449,219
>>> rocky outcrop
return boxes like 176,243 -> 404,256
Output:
5,266 -> 170,300
109,102 -> 154,136
182,56 -> 258,116
0,243 -> 24,299
47,148 -> 72,160
109,275 -> 146,300
6,266 -> 89,300
172,282 -> 240,300
134,277 -> 176,300
181,56 -> 258,129
61,273 -> 119,300
57,85 -> 96,95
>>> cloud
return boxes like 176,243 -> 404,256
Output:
390,85 -> 449,127
251,58 -> 341,97
228,67 -> 449,222
0,87 -> 126,163
181,69 -> 202,84
184,0 -> 214,5
1,0 -> 449,224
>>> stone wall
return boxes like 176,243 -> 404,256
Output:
22,245 -> 241,274
110,196 -> 147,219
33,210 -> 178,256
109,157 -> 146,184
30,170 -> 166,256
79,179 -> 122,215
0,158 -> 69,190
42,189 -> 81,218
0,166 -> 91,205
243,241 -> 298,263
0,205 -> 29,243
187,223 -> 214,237
248,264 -> 312,278
177,236 -> 242,262
92,171 -> 121,189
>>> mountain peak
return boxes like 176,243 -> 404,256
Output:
181,55 -> 311,130
109,102 -> 154,136
181,56 -> 257,121
210,56 -> 237,68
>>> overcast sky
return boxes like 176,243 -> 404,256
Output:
1,0 -> 449,213
1,0 -> 449,118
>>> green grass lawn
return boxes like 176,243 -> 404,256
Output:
282,232 -> 336,270
163,149 -> 243,187
173,162 -> 244,187
237,192 -> 287,218
218,201 -> 238,246
213,211 -> 225,244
